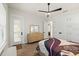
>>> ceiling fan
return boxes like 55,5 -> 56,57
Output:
38,3 -> 62,17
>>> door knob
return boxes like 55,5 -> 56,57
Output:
21,32 -> 23,35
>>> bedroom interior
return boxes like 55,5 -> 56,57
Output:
1,3 -> 79,56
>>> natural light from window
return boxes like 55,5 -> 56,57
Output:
0,3 -> 6,54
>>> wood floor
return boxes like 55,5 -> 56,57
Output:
17,42 -> 38,56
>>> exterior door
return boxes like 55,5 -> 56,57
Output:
44,21 -> 48,39
44,21 -> 53,39
10,15 -> 25,46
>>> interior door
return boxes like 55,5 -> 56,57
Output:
10,15 -> 25,46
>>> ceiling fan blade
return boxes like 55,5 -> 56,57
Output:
49,8 -> 62,12
38,10 -> 48,13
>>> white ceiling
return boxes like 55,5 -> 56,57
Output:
8,3 -> 79,17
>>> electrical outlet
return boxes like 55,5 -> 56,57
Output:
59,32 -> 62,34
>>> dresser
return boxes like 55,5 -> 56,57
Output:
27,32 -> 44,43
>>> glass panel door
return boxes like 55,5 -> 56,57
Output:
14,20 -> 21,43
44,21 -> 49,39
13,19 -> 24,45
49,21 -> 53,38
44,21 -> 53,39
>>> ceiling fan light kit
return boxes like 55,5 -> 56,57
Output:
45,13 -> 51,17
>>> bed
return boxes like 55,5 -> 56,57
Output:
36,38 -> 79,56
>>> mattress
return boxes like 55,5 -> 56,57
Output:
38,39 -> 79,56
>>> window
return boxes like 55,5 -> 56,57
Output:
0,26 -> 3,45
0,4 -> 6,52
30,25 -> 39,32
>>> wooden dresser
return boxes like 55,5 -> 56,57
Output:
27,32 -> 44,43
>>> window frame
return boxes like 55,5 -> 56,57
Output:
0,4 -> 7,55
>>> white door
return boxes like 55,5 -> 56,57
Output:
10,15 -> 25,46
44,21 -> 48,39
44,21 -> 53,39
70,17 -> 79,43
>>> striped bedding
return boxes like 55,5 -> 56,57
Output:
38,38 -> 79,56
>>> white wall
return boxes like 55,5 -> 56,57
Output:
50,10 -> 79,43
9,5 -> 79,44
9,8 -> 44,44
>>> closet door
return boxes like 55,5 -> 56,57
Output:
53,17 -> 66,40
65,17 -> 72,41
69,15 -> 79,43
66,14 -> 79,43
